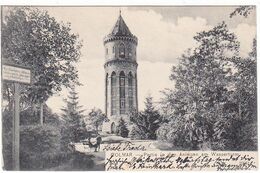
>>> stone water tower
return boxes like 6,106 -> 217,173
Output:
103,12 -> 138,133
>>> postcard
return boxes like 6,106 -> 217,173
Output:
1,4 -> 258,171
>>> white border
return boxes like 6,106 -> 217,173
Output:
0,0 -> 259,6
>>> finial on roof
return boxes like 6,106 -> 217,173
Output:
119,8 -> 121,16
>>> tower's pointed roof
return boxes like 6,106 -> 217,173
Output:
104,11 -> 138,45
108,12 -> 133,37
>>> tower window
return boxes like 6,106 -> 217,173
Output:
113,46 -> 115,53
106,48 -> 108,55
128,47 -> 132,57
129,99 -> 133,108
119,71 -> 126,114
105,73 -> 108,115
120,100 -> 125,108
111,72 -> 117,115
119,43 -> 125,58
128,72 -> 134,109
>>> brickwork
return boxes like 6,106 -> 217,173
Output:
103,13 -> 138,133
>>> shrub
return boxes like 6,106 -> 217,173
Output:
20,124 -> 63,170
237,122 -> 257,151
71,152 -> 95,170
129,96 -> 162,140
2,109 -> 13,170
116,118 -> 129,138
129,125 -> 146,140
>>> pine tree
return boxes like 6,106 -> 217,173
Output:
130,95 -> 162,140
60,87 -> 86,149
116,118 -> 129,138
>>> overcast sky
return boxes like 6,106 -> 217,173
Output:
31,6 -> 257,114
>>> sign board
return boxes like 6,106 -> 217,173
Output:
2,63 -> 31,170
2,64 -> 31,84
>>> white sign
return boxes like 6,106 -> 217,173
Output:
2,64 -> 31,84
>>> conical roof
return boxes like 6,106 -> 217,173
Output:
108,13 -> 133,37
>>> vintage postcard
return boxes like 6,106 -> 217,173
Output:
0,4 -> 258,171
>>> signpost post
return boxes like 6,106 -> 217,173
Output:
2,64 -> 31,170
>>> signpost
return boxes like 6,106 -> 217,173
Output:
2,64 -> 31,170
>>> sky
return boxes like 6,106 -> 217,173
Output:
33,6 -> 257,114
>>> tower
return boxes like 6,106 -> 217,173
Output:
103,12 -> 138,133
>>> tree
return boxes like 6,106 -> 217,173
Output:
158,22 -> 240,150
230,6 -> 255,18
60,87 -> 86,148
218,38 -> 257,150
2,7 -> 82,169
2,7 -> 82,115
116,118 -> 129,138
87,108 -> 107,134
130,96 -> 162,140
20,103 -> 61,126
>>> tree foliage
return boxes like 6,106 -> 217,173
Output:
19,124 -> 72,170
157,22 -> 257,150
130,96 -> 162,140
86,108 -> 108,133
20,103 -> 61,125
230,6 -> 255,18
2,103 -> 62,170
60,87 -> 86,148
116,118 -> 129,138
2,7 -> 82,106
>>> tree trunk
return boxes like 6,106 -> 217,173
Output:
40,102 -> 44,125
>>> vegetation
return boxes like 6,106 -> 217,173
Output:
157,22 -> 257,150
86,108 -> 108,134
60,87 -> 87,149
19,125 -> 67,170
130,96 -> 162,140
2,7 -> 82,118
1,5 -> 257,171
116,118 -> 129,138
230,6 -> 255,18
1,7 -> 83,170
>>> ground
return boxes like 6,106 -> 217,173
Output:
74,135 -> 172,170
50,135 -> 172,171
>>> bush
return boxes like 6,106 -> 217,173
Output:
116,118 -> 129,138
71,152 -> 95,170
20,124 -> 64,170
2,109 -> 13,170
129,125 -> 146,140
237,122 -> 257,151
156,117 -> 197,150
129,96 -> 162,140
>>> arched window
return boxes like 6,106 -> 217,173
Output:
128,72 -> 134,108
128,47 -> 132,57
113,46 -> 115,54
119,43 -> 125,58
111,122 -> 116,134
111,72 -> 116,115
119,71 -> 126,114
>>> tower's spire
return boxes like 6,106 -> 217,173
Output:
107,10 -> 133,37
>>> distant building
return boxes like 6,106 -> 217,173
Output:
102,12 -> 138,133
